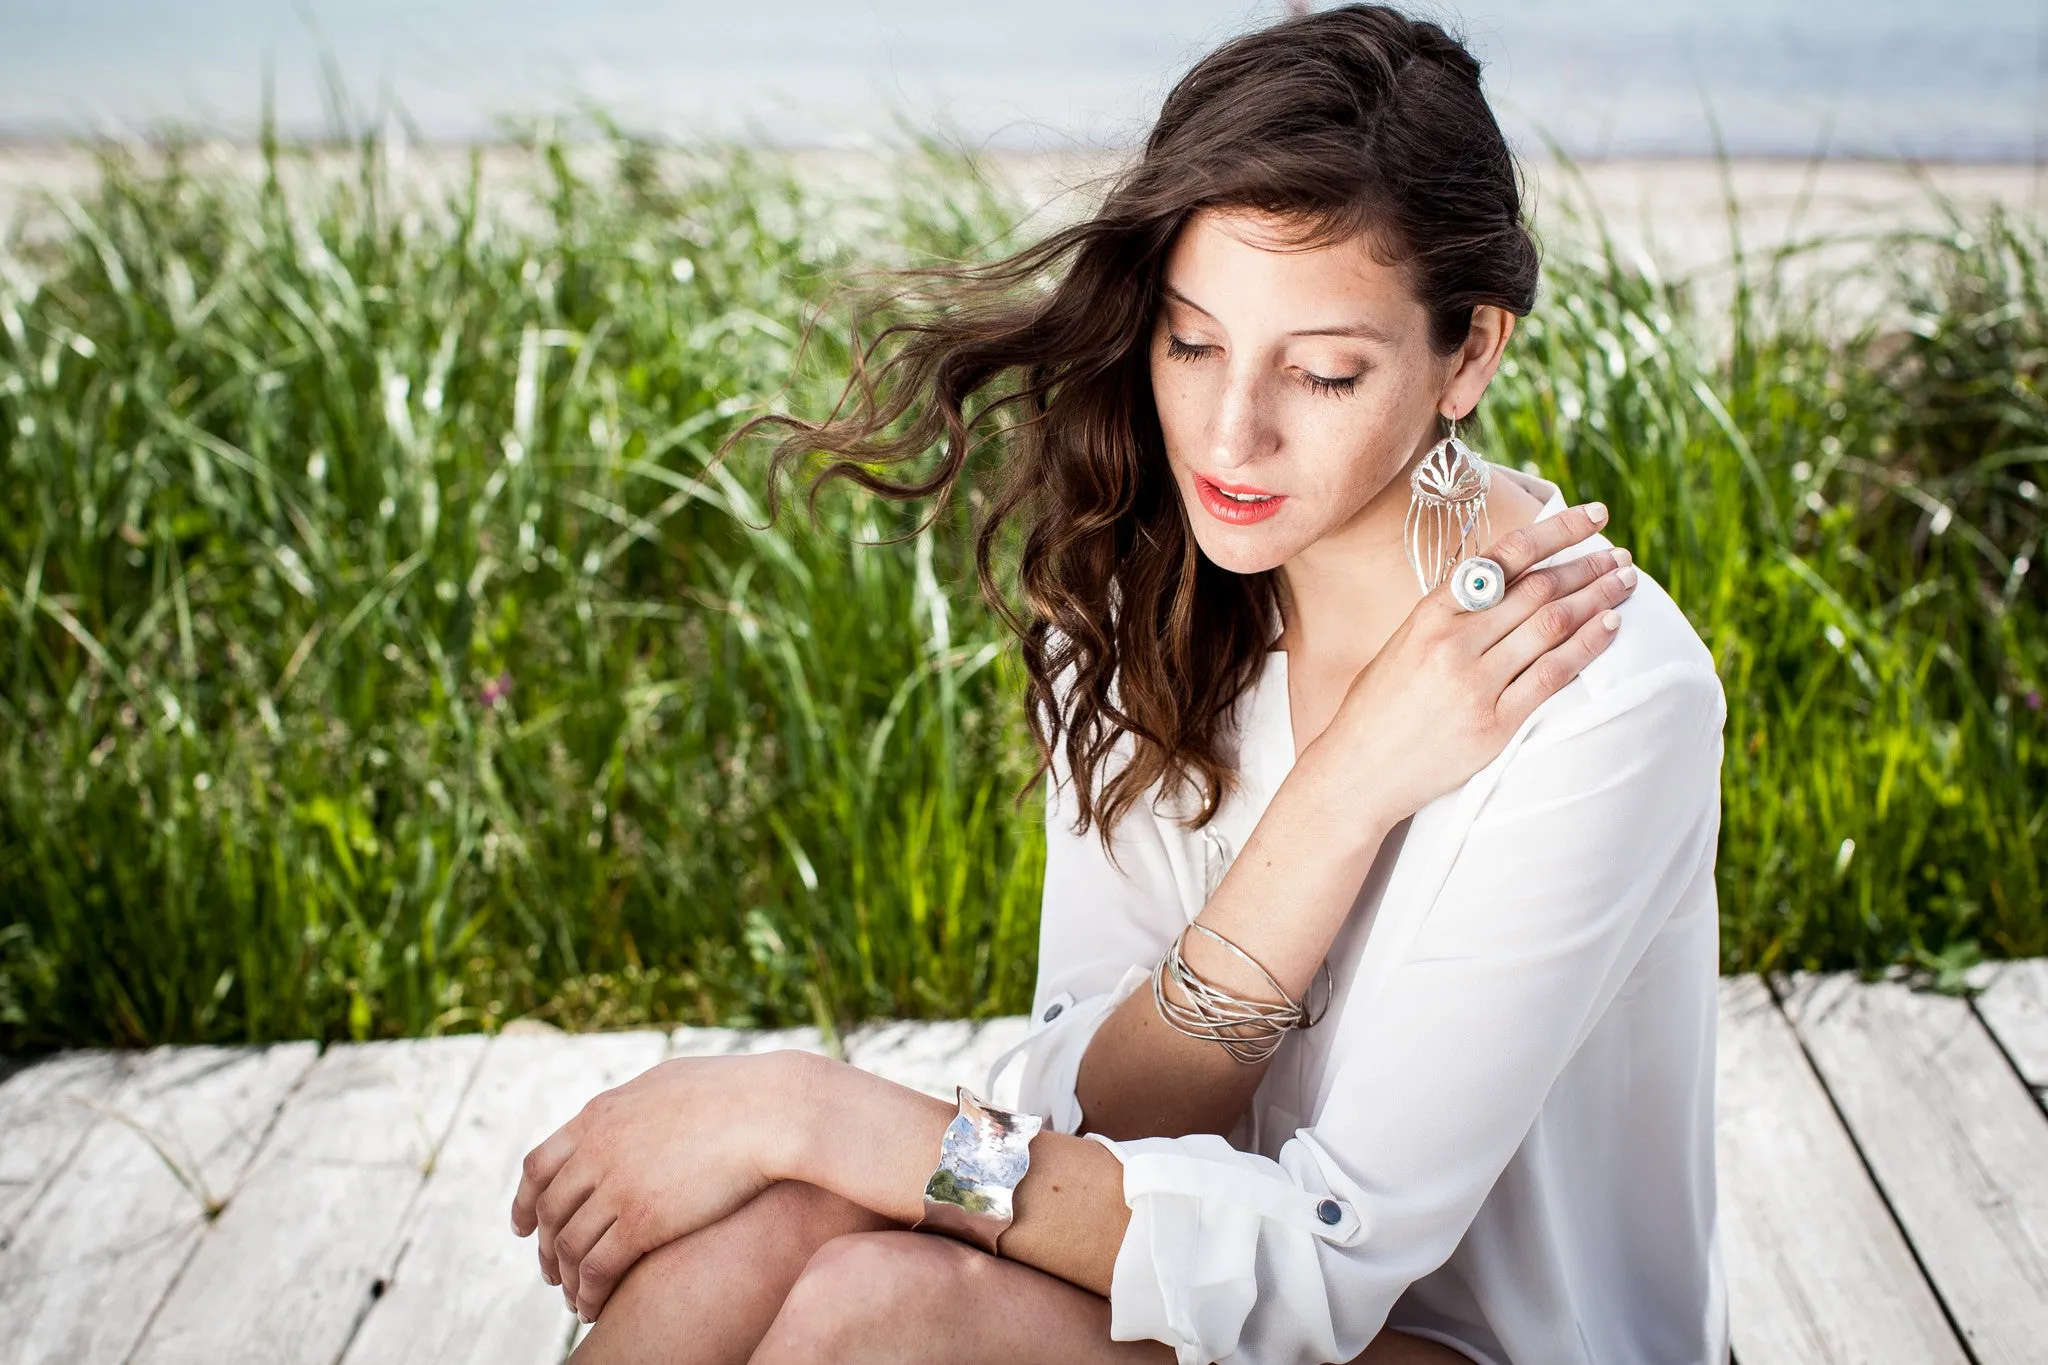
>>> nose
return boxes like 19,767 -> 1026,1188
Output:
1209,363 -> 1278,472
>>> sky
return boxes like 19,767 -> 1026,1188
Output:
0,0 -> 2042,158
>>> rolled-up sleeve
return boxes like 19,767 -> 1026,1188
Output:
1085,661 -> 1728,1365
989,708 -> 1189,1132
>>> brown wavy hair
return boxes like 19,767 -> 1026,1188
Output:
734,3 -> 1542,855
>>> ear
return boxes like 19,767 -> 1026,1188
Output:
1436,305 -> 1517,422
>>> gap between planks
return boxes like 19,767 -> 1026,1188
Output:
3,967 -> 2045,1365
1777,966 -> 2048,1365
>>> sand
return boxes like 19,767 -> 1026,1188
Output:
4,142 -> 2040,327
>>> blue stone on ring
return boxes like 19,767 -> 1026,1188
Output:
1315,1198 -> 1343,1225
1450,555 -> 1507,612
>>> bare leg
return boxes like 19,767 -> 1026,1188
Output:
749,1230 -> 1477,1365
570,1181 -> 894,1365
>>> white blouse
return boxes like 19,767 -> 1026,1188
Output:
987,465 -> 1732,1365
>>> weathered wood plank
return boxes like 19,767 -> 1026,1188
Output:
668,1024 -> 831,1058
844,1017 -> 1033,1099
0,1043 -> 317,1365
342,1030 -> 669,1365
0,1050 -> 135,1231
1972,959 -> 2048,1102
1780,970 -> 2048,1365
128,1035 -> 488,1365
1713,976 -> 1965,1365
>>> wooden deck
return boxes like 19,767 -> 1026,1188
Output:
1,963 -> 2044,1364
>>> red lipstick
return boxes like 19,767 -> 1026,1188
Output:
1194,473 -> 1287,525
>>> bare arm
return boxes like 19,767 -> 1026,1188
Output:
774,1051 -> 1132,1294
512,1046 -> 1135,1321
1075,505 -> 1635,1141
1073,743 -> 1397,1140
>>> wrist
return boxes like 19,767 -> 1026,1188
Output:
750,1047 -> 834,1186
1289,731 -> 1405,857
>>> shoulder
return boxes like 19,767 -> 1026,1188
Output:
1519,533 -> 1726,754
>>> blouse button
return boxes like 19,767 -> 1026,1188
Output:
1043,1002 -> 1064,1022
1315,1198 -> 1343,1226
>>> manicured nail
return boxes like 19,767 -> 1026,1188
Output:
1617,565 -> 1639,588
1601,610 -> 1621,630
1613,546 -> 1632,567
1587,501 -> 1609,525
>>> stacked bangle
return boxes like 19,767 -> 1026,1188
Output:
1152,921 -> 1332,1064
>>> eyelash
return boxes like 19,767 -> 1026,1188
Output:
1164,333 -> 1361,397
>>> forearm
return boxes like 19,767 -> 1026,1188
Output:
1075,737 -> 1400,1141
768,1050 -> 1130,1297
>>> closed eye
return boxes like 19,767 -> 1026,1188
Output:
1167,333 -> 1360,397
1300,368 -> 1361,397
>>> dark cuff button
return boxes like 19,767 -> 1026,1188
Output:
1315,1198 -> 1344,1226
1043,1002 -> 1064,1022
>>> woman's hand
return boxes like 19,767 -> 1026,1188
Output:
510,1051 -> 802,1323
1315,501 -> 1638,831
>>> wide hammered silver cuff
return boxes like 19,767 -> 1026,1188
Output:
913,1086 -> 1045,1255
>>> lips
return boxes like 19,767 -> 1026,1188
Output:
1194,473 -> 1287,525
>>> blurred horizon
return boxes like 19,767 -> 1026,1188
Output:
1,0 -> 2044,161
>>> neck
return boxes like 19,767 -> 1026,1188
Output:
1273,454 -> 1544,675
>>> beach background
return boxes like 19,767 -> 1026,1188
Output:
7,0 -> 2048,259
3,2 -> 2045,1047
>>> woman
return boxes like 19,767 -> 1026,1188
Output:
511,6 -> 1730,1363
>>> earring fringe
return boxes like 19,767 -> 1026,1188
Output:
1404,428 -> 1492,593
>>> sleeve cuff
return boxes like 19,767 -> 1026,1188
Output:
1085,1132 -> 1363,1365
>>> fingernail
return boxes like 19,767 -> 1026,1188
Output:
1587,501 -> 1609,525
1601,609 -> 1621,630
1613,546 -> 1632,567
1617,565 -> 1639,588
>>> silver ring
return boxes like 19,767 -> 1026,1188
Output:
1449,555 -> 1507,611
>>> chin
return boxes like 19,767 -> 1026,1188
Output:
1186,520 -> 1301,576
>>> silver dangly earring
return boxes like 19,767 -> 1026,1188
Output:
1404,411 -> 1493,594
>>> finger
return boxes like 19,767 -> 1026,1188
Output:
555,1197 -> 618,1317
1483,560 -> 1640,685
1477,500 -> 1611,582
1466,544 -> 1632,653
535,1157 -> 600,1288
575,1221 -> 636,1323
512,1121 -> 583,1236
1495,596 -> 1627,726
552,1195 -> 614,1309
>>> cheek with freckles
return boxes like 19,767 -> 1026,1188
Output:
1151,379 -> 1414,575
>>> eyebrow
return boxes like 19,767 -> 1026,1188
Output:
1161,283 -> 1395,345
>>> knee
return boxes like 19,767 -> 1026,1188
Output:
575,1181 -> 874,1362
750,1179 -> 866,1243
758,1231 -> 985,1361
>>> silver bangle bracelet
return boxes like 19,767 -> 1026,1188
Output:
1152,921 -> 1332,1065
912,1086 -> 1045,1255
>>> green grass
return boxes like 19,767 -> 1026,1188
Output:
1,133 -> 2042,1049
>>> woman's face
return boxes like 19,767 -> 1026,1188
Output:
1149,207 -> 1509,576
